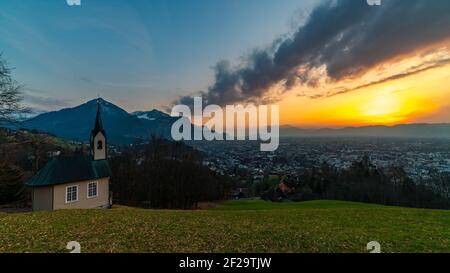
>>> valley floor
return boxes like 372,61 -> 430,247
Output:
0,200 -> 449,253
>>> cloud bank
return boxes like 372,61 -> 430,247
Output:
176,0 -> 450,107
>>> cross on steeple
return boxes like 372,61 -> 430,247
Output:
91,98 -> 107,161
93,99 -> 104,136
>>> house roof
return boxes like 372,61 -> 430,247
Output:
26,155 -> 112,187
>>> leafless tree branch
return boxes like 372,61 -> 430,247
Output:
0,54 -> 29,123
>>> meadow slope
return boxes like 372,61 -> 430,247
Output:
0,200 -> 449,253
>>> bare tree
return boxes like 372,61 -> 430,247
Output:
0,54 -> 27,122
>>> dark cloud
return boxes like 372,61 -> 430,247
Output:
175,0 -> 450,107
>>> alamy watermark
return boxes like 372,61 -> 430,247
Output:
66,241 -> 81,253
66,0 -> 81,6
63,240 -> 380,253
367,0 -> 381,5
171,97 -> 279,152
66,0 -> 381,7
367,241 -> 381,253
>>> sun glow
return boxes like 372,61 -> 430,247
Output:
279,63 -> 450,127
361,87 -> 401,118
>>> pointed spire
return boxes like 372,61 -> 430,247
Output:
92,98 -> 105,136
91,98 -> 107,161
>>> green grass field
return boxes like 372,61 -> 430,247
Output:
1,200 -> 449,253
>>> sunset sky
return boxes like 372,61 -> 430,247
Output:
281,50 -> 450,127
1,0 -> 449,128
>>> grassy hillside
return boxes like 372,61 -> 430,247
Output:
1,200 -> 449,253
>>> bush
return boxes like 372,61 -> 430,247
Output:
0,163 -> 24,204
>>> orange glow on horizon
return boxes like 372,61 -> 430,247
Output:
278,63 -> 450,128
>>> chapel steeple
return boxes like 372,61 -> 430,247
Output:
91,99 -> 107,161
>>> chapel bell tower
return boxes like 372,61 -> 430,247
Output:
91,99 -> 107,161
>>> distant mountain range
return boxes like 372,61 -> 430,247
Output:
131,110 -> 171,120
18,98 -> 178,144
280,124 -> 450,138
1,98 -> 449,144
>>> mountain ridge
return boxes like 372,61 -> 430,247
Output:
2,98 -> 450,143
19,98 -> 177,144
280,123 -> 450,138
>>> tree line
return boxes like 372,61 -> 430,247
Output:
111,138 -> 231,209
263,155 -> 450,209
